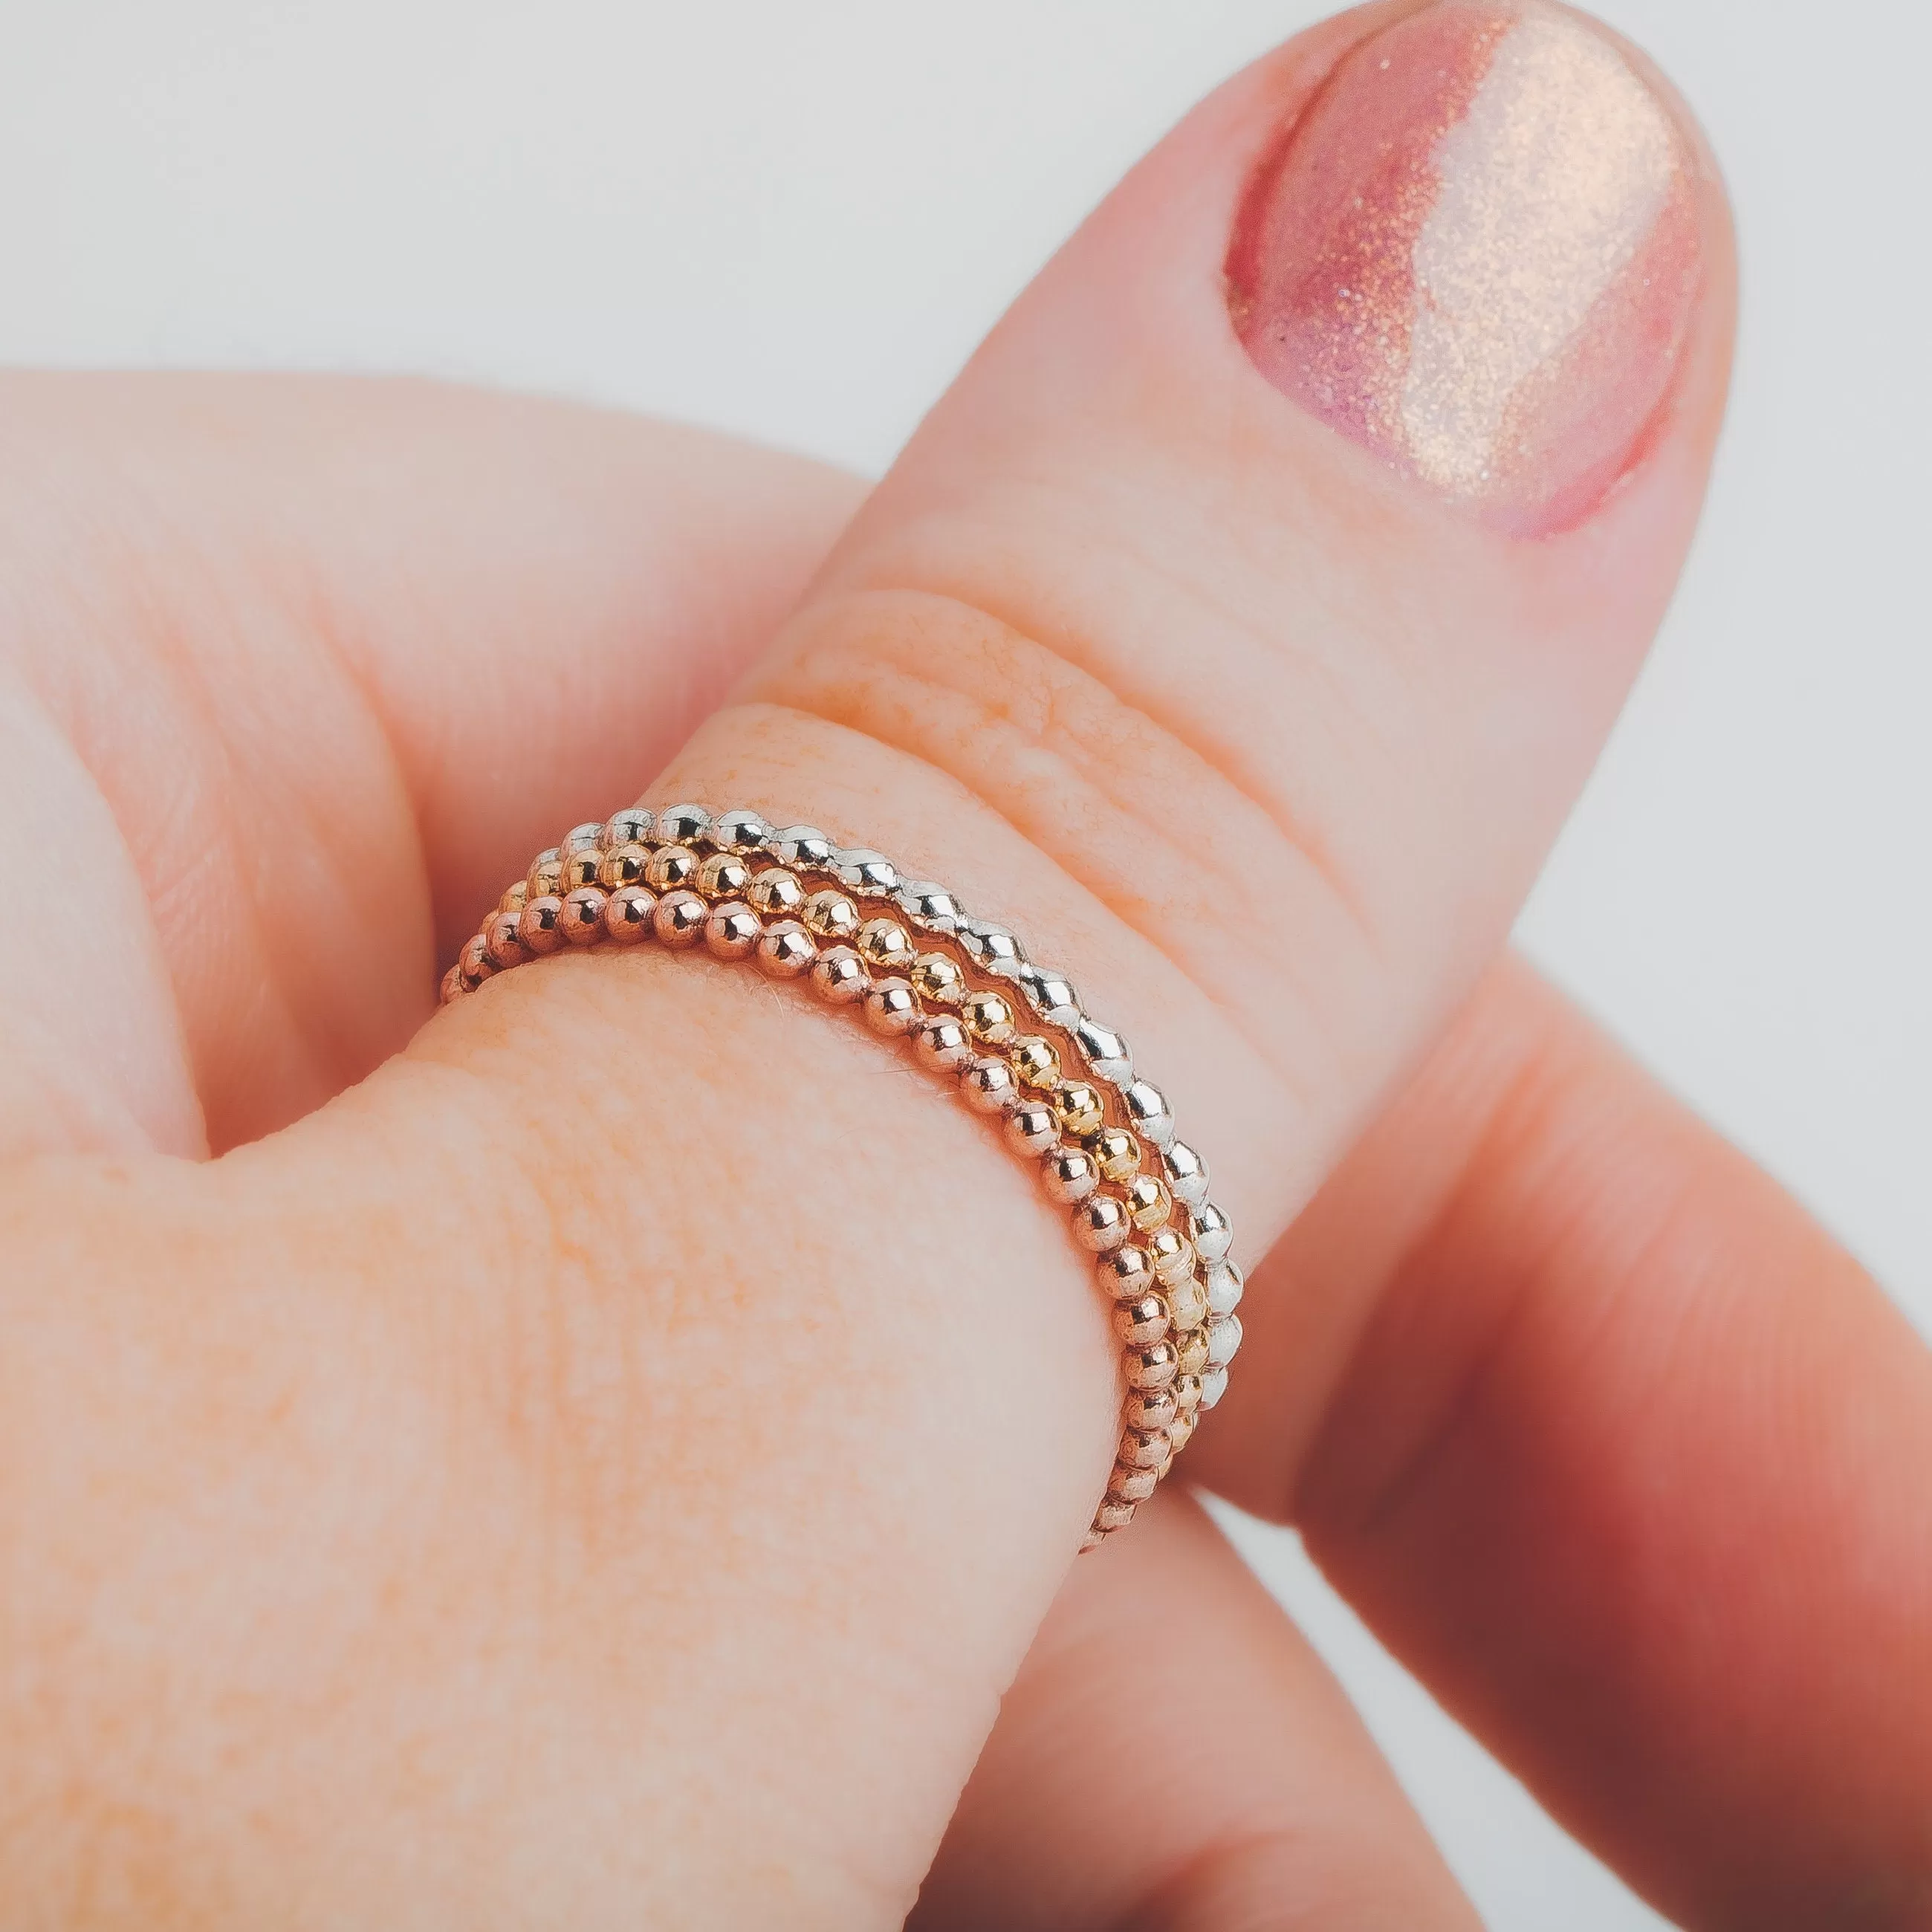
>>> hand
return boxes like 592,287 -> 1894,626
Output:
3,3 -> 1922,1927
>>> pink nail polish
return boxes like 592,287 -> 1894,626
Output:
1229,0 -> 1702,535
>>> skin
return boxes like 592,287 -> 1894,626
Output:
0,4 -> 1925,1928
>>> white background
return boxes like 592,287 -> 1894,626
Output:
4,2 -> 1925,1924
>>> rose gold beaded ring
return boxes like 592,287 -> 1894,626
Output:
442,804 -> 1242,1548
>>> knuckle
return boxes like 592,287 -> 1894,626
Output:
749,585 -> 1384,1098
762,585 -> 1221,852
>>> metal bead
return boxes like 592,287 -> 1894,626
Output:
1205,1260 -> 1244,1318
895,881 -> 962,932
518,895 -> 567,954
1174,1326 -> 1211,1378
810,945 -> 869,1004
1123,1387 -> 1179,1433
655,803 -> 711,846
1010,1036 -> 1060,1090
1206,1312 -> 1242,1369
644,844 -> 698,892
705,901 -> 762,960
912,1016 -> 973,1072
1094,1499 -> 1137,1534
1124,1080 -> 1176,1150
1125,1173 -> 1173,1233
1113,1291 -> 1170,1346
756,919 -> 816,977
708,807 -> 772,854
600,807 -> 654,849
1097,1245 -> 1154,1300
1003,1102 -> 1060,1157
697,852 -> 753,900
863,977 -> 920,1037
560,849 -> 603,899
560,821 -> 606,858
1074,1193 -> 1131,1253
1165,1271 -> 1209,1332
1125,1340 -> 1179,1390
1120,1427 -> 1172,1471
1041,1147 -> 1100,1205
1014,965 -> 1080,1025
1171,1372 -> 1205,1414
857,917 -> 915,970
771,824 -> 836,870
1051,1080 -> 1106,1138
1072,1017 -> 1133,1083
834,848 -> 899,895
604,885 -> 657,944
439,963 -> 464,1003
1086,1128 -> 1140,1183
802,889 -> 860,941
1161,1140 -> 1210,1207
1167,1408 -> 1197,1454
959,921 -> 1025,978
1189,1202 -> 1233,1262
748,867 -> 806,918
560,886 -> 609,944
910,953 -> 966,1006
652,889 -> 708,947
458,933 -> 495,985
1199,1367 -> 1230,1410
1109,1462 -> 1160,1505
499,878 -> 530,916
485,910 -> 527,967
959,1055 -> 1018,1114
598,842 -> 652,892
960,988 -> 1014,1044
527,851 -> 566,900
1147,1226 -> 1196,1287
1079,1527 -> 1110,1553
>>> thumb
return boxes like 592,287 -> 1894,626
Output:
10,2 -> 1734,1923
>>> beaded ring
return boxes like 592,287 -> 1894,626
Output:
441,804 -> 1242,1548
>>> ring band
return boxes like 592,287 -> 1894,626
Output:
441,803 -> 1243,1548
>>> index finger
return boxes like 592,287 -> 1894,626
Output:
1190,953 -> 1932,1928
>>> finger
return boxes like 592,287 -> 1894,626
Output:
0,375 -> 860,1155
910,1488 -> 1479,1932
1,3 -> 1736,1922
1188,954 -> 1932,1928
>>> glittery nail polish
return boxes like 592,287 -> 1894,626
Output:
1228,0 -> 1703,535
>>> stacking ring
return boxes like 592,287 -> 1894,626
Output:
442,803 -> 1242,1548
